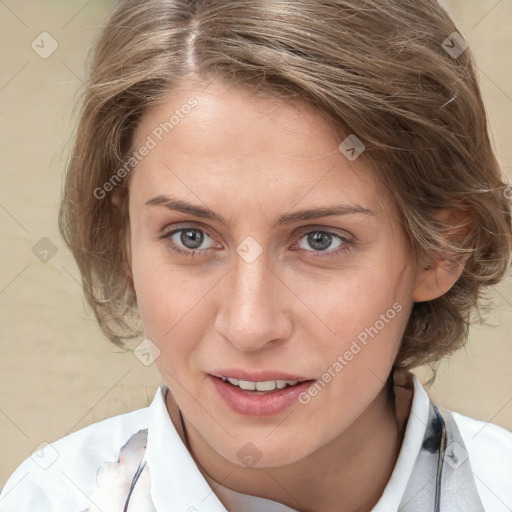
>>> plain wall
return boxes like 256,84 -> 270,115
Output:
1,0 -> 511,486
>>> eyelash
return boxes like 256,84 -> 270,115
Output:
158,225 -> 355,260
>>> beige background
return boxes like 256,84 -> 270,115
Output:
1,0 -> 511,486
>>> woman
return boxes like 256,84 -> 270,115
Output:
1,0 -> 511,510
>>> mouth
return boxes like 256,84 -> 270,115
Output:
216,375 -> 312,394
207,373 -> 317,417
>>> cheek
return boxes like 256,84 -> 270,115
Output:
296,257 -> 410,339
294,256 -> 412,382
315,293 -> 406,382
131,248 -> 194,341
130,246 -> 224,373
297,285 -> 407,428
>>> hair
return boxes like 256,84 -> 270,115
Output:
59,0 -> 512,371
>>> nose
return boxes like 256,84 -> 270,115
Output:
214,248 -> 293,352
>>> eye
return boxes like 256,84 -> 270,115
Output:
294,229 -> 354,258
159,226 -> 218,258
158,225 -> 355,260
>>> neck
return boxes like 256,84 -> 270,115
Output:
167,377 -> 408,512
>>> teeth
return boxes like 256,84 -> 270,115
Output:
221,377 -> 301,391
239,380 -> 257,391
255,381 -> 275,391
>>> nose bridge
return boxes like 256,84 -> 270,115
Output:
216,244 -> 288,351
233,248 -> 268,307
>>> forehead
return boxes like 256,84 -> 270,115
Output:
135,79 -> 335,154
129,79 -> 393,216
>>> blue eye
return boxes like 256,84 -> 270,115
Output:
159,226 -> 354,259
294,229 -> 354,258
160,227 -> 216,258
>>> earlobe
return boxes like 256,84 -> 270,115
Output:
111,190 -> 121,207
412,256 -> 466,303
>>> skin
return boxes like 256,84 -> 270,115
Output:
118,78 -> 467,512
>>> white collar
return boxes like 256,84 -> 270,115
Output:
145,387 -> 228,511
145,374 -> 430,511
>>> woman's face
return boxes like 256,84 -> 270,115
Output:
126,79 -> 421,467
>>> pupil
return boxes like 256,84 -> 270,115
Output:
182,229 -> 204,249
308,232 -> 331,251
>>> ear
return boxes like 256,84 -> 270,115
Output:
112,190 -> 135,294
413,207 -> 475,303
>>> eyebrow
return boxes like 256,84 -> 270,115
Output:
145,194 -> 374,227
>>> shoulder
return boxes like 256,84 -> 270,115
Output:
0,405 -> 150,512
451,410 -> 512,511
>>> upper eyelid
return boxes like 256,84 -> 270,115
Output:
163,224 -> 354,248
163,223 -> 218,242
163,223 -> 351,236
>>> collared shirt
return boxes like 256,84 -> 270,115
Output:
0,374 -> 510,512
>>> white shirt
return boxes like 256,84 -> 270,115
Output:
0,375 -> 510,512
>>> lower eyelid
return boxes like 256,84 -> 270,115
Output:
160,227 -> 353,257
298,231 -> 343,247
165,228 -> 217,251
296,230 -> 352,249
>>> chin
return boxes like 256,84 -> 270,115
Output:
217,434 -> 318,469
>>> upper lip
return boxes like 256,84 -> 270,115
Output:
209,369 -> 313,382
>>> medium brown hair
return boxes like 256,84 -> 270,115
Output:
59,0 -> 512,370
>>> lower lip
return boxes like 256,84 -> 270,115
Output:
208,375 -> 315,417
